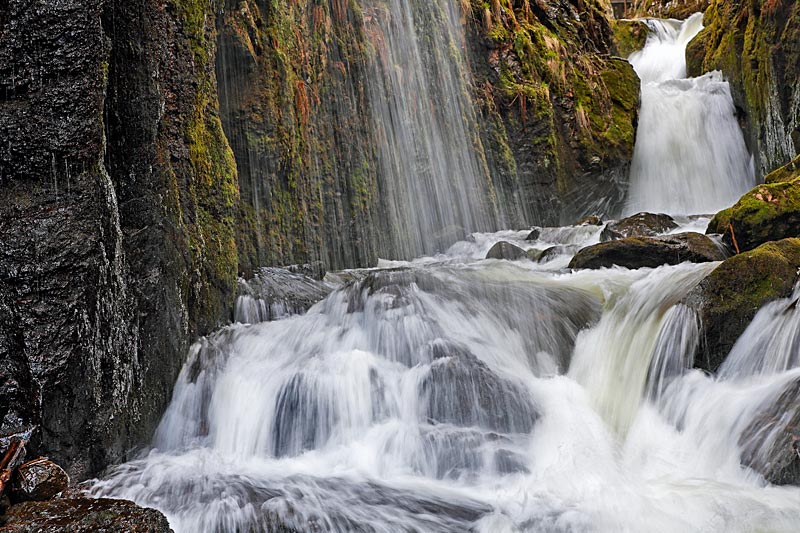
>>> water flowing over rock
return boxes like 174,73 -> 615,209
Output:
569,232 -> 726,270
626,13 -> 755,215
601,211 -> 679,241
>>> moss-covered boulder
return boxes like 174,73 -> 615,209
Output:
611,19 -> 649,58
765,154 -> 800,184
683,238 -> 800,372
569,232 -> 725,270
707,179 -> 800,252
687,1 -> 800,176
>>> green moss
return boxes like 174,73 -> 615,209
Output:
765,154 -> 800,184
610,19 -> 648,58
708,180 -> 800,252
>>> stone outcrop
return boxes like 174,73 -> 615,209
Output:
684,238 -> 800,373
569,232 -> 725,269
10,458 -> 69,502
687,0 -> 800,177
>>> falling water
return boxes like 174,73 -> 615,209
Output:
361,0 -> 503,257
90,10 -> 800,532
626,13 -> 755,215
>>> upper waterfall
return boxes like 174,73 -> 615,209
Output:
626,13 -> 755,215
361,0 -> 505,258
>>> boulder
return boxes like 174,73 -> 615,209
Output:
600,212 -> 678,242
683,238 -> 800,372
708,176 -> 800,253
0,497 -> 172,532
525,228 -> 541,241
486,241 -> 527,261
539,245 -> 580,264
569,232 -> 726,270
10,458 -> 69,502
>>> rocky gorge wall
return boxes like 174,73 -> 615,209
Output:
0,0 -> 640,480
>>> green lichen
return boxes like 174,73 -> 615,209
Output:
610,19 -> 648,58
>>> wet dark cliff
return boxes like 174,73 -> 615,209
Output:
0,0 -> 639,480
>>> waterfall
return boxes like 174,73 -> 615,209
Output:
92,241 -> 800,531
361,0 -> 504,258
626,13 -> 756,215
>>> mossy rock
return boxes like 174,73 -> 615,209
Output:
684,238 -> 800,372
611,19 -> 649,58
765,154 -> 800,184
707,179 -> 800,252
569,232 -> 726,270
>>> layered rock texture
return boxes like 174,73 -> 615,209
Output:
0,0 -> 641,480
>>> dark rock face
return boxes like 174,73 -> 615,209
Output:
687,0 -> 800,177
486,241 -> 527,261
684,238 -> 800,372
569,232 -> 726,270
10,458 -> 70,502
0,498 -> 172,533
600,212 -> 679,242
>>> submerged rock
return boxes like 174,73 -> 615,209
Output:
0,498 -> 172,532
10,458 -> 69,502
684,238 -> 800,372
708,176 -> 800,253
740,378 -> 800,486
600,212 -> 679,242
539,245 -> 581,264
486,241 -> 527,261
485,241 -> 540,262
569,232 -> 726,270
235,267 -> 333,323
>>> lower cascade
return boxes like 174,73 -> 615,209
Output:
85,9 -> 800,533
92,223 -> 800,531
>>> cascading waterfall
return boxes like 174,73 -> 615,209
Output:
90,10 -> 800,533
626,13 -> 756,215
361,0 -> 506,257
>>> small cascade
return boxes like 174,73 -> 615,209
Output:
626,13 -> 755,215
361,0 -> 508,257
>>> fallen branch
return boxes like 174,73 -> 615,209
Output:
728,223 -> 740,255
0,439 -> 26,499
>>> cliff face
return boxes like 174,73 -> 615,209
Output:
0,0 -> 238,480
465,0 -> 640,224
0,0 -> 639,479
687,0 -> 800,177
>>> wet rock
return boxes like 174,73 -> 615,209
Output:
10,458 -> 69,502
600,212 -> 679,242
576,215 -> 603,226
708,177 -> 800,253
539,245 -> 580,264
235,268 -> 333,323
0,497 -> 172,532
486,241 -> 527,261
740,378 -> 800,485
570,232 -> 726,270
683,238 -> 800,372
525,228 -> 541,241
